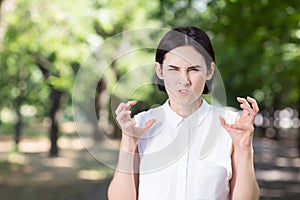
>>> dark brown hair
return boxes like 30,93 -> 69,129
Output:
155,26 -> 215,94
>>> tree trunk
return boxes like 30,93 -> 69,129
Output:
31,52 -> 63,157
49,87 -> 62,157
94,79 -> 108,140
14,105 -> 22,151
298,100 -> 300,157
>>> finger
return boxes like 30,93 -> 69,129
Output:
115,103 -> 128,115
247,96 -> 259,113
116,109 -> 132,124
237,97 -> 255,116
240,103 -> 256,116
237,98 -> 252,116
237,97 -> 250,108
117,109 -> 132,117
134,119 -> 156,138
121,120 -> 136,135
226,123 -> 254,133
219,116 -> 226,126
221,122 -> 254,140
123,119 -> 155,138
127,100 -> 137,107
220,116 -> 236,132
140,119 -> 156,132
220,116 -> 254,132
219,116 -> 235,134
115,100 -> 137,115
120,100 -> 137,112
122,100 -> 137,117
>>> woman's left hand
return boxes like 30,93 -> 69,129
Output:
220,96 -> 259,151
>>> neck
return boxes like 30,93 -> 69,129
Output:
169,98 -> 203,118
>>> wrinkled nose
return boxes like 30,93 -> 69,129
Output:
178,71 -> 191,86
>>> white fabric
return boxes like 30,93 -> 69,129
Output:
135,99 -> 237,200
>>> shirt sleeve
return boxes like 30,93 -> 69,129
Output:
134,111 -> 151,157
224,109 -> 238,156
225,109 -> 239,124
134,111 -> 150,128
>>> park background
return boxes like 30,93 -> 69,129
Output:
0,0 -> 299,199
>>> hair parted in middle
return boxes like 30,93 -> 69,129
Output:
155,26 -> 215,94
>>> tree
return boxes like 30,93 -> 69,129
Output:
206,0 -> 300,110
1,0 -> 299,149
0,0 -> 94,155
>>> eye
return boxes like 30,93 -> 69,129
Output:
167,65 -> 179,71
188,66 -> 201,71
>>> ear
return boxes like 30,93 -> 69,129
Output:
155,62 -> 164,79
206,62 -> 215,80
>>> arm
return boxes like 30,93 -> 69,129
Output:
220,96 -> 260,200
230,144 -> 259,200
108,134 -> 140,200
108,101 -> 155,200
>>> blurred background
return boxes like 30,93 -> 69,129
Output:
0,0 -> 299,199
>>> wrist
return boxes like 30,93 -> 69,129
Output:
232,146 -> 254,163
234,148 -> 254,158
232,141 -> 254,156
232,136 -> 254,153
120,133 -> 138,153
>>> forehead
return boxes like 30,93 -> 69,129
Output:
163,46 -> 206,66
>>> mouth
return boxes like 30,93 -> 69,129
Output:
178,89 -> 189,95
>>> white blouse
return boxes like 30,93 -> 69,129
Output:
135,99 -> 237,200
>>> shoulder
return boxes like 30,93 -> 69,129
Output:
208,105 -> 238,153
209,105 -> 238,124
135,104 -> 166,156
224,108 -> 238,124
134,104 -> 164,127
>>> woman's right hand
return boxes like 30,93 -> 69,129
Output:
115,100 -> 155,150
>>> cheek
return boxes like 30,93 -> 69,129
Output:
191,73 -> 206,83
162,71 -> 177,84
190,74 -> 207,93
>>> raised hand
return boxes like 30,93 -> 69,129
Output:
115,100 -> 155,145
220,96 -> 259,150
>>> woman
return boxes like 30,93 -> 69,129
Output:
108,26 -> 260,200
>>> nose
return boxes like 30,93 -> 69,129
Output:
178,71 -> 191,86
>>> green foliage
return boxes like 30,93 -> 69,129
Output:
0,0 -> 94,120
206,0 -> 300,109
1,0 -> 299,129
0,159 -> 23,175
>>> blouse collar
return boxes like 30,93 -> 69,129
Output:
162,98 -> 210,128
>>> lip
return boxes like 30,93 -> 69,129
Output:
178,89 -> 189,95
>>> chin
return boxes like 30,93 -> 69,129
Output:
178,98 -> 201,106
167,90 -> 201,104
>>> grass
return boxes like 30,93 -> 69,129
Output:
0,130 -> 114,200
0,159 -> 23,175
0,122 -> 47,139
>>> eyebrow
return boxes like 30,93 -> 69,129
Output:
167,65 -> 179,69
167,65 -> 202,69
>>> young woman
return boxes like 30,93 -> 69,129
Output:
108,26 -> 260,200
